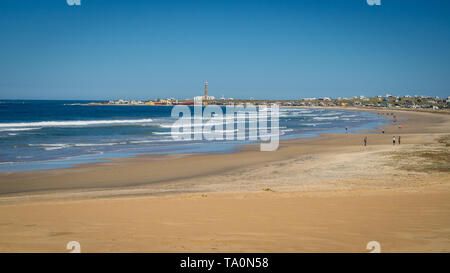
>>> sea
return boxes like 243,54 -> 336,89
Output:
0,100 -> 387,171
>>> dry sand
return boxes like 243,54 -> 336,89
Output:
0,109 -> 449,252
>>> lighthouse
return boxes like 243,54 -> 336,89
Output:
204,80 -> 208,100
203,80 -> 208,105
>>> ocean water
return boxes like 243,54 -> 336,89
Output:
0,100 -> 386,171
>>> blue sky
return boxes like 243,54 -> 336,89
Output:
0,0 -> 449,100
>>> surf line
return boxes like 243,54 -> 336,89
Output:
170,98 -> 280,151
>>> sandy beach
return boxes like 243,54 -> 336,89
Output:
0,108 -> 449,252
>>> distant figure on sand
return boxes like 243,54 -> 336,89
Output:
393,136 -> 396,145
364,136 -> 367,146
398,136 -> 401,145
382,130 -> 385,134
345,127 -> 348,134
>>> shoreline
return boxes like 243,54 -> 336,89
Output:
0,107 -> 386,174
0,108 -> 391,201
0,106 -> 443,174
0,108 -> 449,252
0,108 -> 446,202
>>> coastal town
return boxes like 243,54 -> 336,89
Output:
90,94 -> 450,111
86,80 -> 449,111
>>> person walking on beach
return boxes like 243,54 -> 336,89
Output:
398,136 -> 401,145
345,127 -> 348,134
393,136 -> 396,145
364,136 -> 367,146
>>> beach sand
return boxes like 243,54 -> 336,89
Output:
0,109 -> 449,252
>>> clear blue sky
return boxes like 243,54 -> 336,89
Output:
0,0 -> 449,100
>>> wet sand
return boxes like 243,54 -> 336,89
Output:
0,109 -> 449,252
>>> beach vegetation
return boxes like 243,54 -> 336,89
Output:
388,136 -> 450,173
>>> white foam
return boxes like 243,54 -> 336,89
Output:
159,120 -> 240,129
313,116 -> 339,120
44,146 -> 68,151
0,127 -> 42,132
0,119 -> 154,128
129,138 -> 190,144
29,142 -> 121,150
73,143 -> 118,147
154,129 -> 239,136
37,144 -> 71,150
29,143 -> 67,147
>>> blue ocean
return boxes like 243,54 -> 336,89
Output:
0,100 -> 386,171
